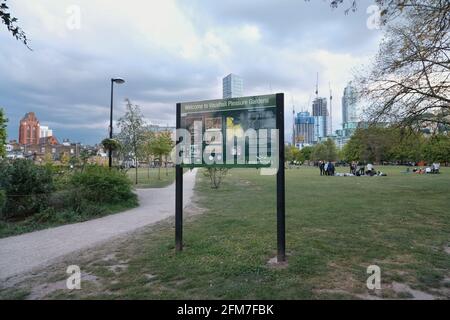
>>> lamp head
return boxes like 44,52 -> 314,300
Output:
112,78 -> 125,84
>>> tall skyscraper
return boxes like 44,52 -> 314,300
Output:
342,82 -> 358,124
222,73 -> 243,98
295,111 -> 315,145
312,97 -> 328,140
335,82 -> 361,148
19,112 -> 40,145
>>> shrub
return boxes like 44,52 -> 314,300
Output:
0,189 -> 5,214
0,159 -> 54,219
70,165 -> 137,205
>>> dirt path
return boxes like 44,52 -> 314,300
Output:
0,169 -> 197,282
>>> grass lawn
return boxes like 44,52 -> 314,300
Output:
2,165 -> 449,299
126,167 -> 175,188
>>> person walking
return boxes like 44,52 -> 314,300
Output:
319,160 -> 324,176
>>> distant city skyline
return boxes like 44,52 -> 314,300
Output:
1,0 -> 381,144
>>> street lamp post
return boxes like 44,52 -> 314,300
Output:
109,77 -> 125,168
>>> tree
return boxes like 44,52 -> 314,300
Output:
60,152 -> 70,166
343,127 -> 395,163
311,139 -> 338,162
301,146 -> 313,161
322,1 -> 450,128
388,129 -> 425,163
148,132 -> 173,180
326,1 -> 444,25
1,0 -> 30,48
141,130 -> 156,179
204,168 -> 228,189
323,138 -> 338,162
79,149 -> 92,172
342,126 -> 430,163
101,138 -> 121,166
285,145 -> 295,164
43,152 -> 53,165
117,99 -> 146,185
355,1 -> 450,128
311,143 -> 327,162
0,108 -> 7,158
422,134 -> 450,164
342,128 -> 366,162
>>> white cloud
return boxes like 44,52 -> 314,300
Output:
1,0 -> 382,144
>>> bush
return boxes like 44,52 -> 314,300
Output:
0,159 -> 54,219
0,189 -> 5,215
70,165 -> 137,205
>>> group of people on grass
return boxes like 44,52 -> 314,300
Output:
407,162 -> 440,174
317,160 -> 444,177
349,161 -> 381,176
318,161 -> 386,177
318,160 -> 335,176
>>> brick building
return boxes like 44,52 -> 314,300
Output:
19,112 -> 40,145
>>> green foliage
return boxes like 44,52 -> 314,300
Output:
389,130 -> 425,163
147,132 -> 173,180
285,145 -> 305,164
422,134 -> 450,163
0,0 -> 30,48
117,99 -> 147,183
0,189 -> 5,214
101,138 -> 121,152
311,138 -> 338,162
203,167 -> 228,189
70,165 -> 137,205
343,127 -> 397,163
301,146 -> 313,161
0,107 -> 7,158
343,126 -> 450,164
0,159 -> 54,219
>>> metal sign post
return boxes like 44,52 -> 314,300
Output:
175,103 -> 183,251
276,93 -> 286,262
175,94 -> 286,262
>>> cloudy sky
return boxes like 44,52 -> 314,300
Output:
1,0 -> 382,145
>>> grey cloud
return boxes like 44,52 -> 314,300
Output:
1,0 -> 381,144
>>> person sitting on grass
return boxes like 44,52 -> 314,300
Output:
366,163 -> 376,176
432,162 -> 440,174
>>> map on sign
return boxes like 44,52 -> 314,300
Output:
178,94 -> 279,168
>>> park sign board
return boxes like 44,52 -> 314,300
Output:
175,93 -> 286,263
177,94 -> 280,168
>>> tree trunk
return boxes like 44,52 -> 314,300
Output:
165,155 -> 168,176
135,159 -> 138,185
158,160 -> 161,180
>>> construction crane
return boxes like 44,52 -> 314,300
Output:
315,72 -> 319,98
314,73 -> 319,142
329,82 -> 333,135
292,96 -> 296,146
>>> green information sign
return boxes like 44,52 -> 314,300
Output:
175,93 -> 286,262
179,94 -> 279,168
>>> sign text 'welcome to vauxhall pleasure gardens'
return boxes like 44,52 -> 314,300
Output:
175,94 -> 282,170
